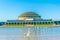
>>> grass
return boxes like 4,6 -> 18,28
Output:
5,24 -> 24,28
4,24 -> 55,28
34,24 -> 54,26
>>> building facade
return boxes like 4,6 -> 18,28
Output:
5,12 -> 54,26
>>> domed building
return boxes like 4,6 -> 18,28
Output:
18,12 -> 41,20
6,12 -> 54,26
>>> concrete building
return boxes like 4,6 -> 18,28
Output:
5,12 -> 54,26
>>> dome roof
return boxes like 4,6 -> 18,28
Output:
18,12 -> 41,20
18,12 -> 41,17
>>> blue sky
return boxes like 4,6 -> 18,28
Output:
0,0 -> 60,21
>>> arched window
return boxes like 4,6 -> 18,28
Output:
45,22 -> 47,24
15,23 -> 16,24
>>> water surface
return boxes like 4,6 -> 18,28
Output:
0,26 -> 60,40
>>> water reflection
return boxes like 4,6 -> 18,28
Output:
0,26 -> 60,40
